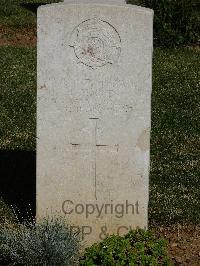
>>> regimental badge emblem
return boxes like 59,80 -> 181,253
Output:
70,18 -> 121,68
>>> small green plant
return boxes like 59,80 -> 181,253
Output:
0,216 -> 80,266
80,229 -> 171,265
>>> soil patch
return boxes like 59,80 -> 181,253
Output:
156,224 -> 200,265
0,25 -> 36,47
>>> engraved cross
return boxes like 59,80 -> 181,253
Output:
70,118 -> 119,200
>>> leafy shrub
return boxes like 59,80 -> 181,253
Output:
0,197 -> 17,226
80,229 -> 171,265
0,216 -> 80,266
128,0 -> 200,47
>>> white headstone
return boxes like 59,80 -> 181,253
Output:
37,1 -> 153,246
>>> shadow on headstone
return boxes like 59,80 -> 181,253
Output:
20,3 -> 45,14
0,151 -> 36,221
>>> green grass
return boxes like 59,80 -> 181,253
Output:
0,0 -> 61,27
149,48 -> 200,225
0,47 -> 36,150
0,197 -> 17,225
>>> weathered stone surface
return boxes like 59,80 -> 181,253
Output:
37,2 -> 153,246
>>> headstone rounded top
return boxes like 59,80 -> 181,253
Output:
63,0 -> 126,4
38,1 -> 153,15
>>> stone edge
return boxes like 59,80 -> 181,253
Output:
37,3 -> 154,15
